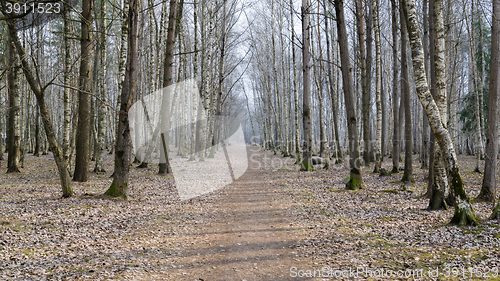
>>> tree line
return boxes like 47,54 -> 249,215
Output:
0,0 -> 499,227
247,0 -> 499,226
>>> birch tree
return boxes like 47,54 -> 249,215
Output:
301,0 -> 313,171
356,0 -> 369,166
391,0 -> 400,173
62,1 -> 73,169
290,0 -> 301,164
372,0 -> 383,173
428,0 -> 450,210
402,0 -> 478,225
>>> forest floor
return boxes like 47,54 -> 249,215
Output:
0,147 -> 499,280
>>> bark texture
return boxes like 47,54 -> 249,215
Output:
104,0 -> 140,199
373,0 -> 383,173
73,0 -> 94,182
481,0 -> 500,204
300,0 -> 313,171
335,0 -> 365,190
428,0 -> 451,210
158,0 -> 179,175
391,0 -> 400,174
402,0 -> 478,225
400,3 -> 413,183
7,27 -> 21,173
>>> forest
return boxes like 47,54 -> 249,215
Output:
0,0 -> 499,279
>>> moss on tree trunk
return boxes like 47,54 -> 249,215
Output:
346,169 -> 364,190
449,168 -> 479,226
490,202 -> 500,220
300,161 -> 314,172
105,182 -> 128,199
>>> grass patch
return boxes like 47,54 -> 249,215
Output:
381,189 -> 399,194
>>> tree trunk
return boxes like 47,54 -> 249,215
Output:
468,0 -> 485,172
290,0 -> 301,164
373,0 -> 383,173
8,22 -> 73,198
391,0 -> 400,174
94,0 -> 107,173
427,0 -> 450,210
356,0 -> 369,167
0,90 -> 3,162
421,0 -> 430,170
400,2 -> 413,183
34,102 -> 41,157
63,2 -> 72,169
402,0 -> 478,226
300,0 -> 313,171
7,25 -> 21,173
190,0 -> 199,161
74,0 -> 94,182
315,7 -> 328,160
104,0 -> 140,199
479,0 -> 499,204
323,0 -> 341,163
212,0 -> 227,158
365,0 -> 374,163
335,0 -> 365,190
158,0 -> 179,175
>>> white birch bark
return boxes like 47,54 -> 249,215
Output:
301,0 -> 313,171
290,0 -> 301,164
373,0 -> 383,173
429,0 -> 451,210
62,3 -> 72,169
94,0 -> 107,173
403,0 -> 478,225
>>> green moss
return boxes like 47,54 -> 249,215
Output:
449,167 -> 479,226
346,171 -> 364,190
494,233 -> 500,239
490,203 -> 500,220
300,161 -> 314,171
450,205 -> 479,226
378,168 -> 390,176
381,189 -> 399,194
104,182 -> 128,199
461,226 -> 486,235
273,168 -> 289,172
207,152 -> 215,158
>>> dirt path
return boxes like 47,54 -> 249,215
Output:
163,147 -> 312,280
